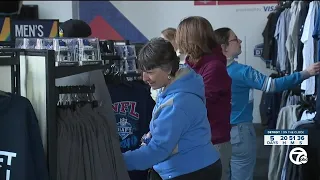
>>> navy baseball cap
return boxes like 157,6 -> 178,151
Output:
60,19 -> 92,38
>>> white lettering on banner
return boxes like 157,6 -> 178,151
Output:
15,25 -> 44,37
289,147 -> 308,165
0,151 -> 17,180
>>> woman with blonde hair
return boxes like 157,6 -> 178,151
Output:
176,16 -> 232,180
161,27 -> 186,64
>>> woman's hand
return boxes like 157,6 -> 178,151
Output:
141,132 -> 152,146
306,62 -> 320,76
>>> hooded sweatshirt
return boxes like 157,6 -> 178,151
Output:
123,67 -> 220,179
226,59 -> 311,124
186,47 -> 232,144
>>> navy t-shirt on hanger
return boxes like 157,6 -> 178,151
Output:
108,81 -> 155,180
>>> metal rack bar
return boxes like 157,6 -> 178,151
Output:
0,49 -> 21,95
56,85 -> 95,94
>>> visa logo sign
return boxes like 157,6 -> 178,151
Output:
263,5 -> 277,12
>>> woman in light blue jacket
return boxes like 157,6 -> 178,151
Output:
123,37 -> 222,180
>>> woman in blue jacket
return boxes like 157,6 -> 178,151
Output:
122,37 -> 222,180
214,27 -> 320,180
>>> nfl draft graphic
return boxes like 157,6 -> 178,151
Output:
112,101 -> 140,150
117,117 -> 133,140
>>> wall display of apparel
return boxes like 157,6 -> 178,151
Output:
262,1 -> 319,95
260,1 -> 320,128
262,2 -> 320,179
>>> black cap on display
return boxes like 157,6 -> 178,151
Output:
60,19 -> 92,38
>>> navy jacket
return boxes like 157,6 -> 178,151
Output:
0,93 -> 49,180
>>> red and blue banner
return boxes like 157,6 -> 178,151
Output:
79,1 -> 148,43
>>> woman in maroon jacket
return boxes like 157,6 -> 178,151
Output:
176,16 -> 232,180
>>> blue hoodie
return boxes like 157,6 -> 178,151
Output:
123,67 -> 220,179
227,60 -> 311,125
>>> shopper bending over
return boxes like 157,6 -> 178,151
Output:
122,37 -> 222,180
214,27 -> 320,180
176,16 -> 232,180
149,28 -> 187,102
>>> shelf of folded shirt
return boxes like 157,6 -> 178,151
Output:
0,48 -> 121,78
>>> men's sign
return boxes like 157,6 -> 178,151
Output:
0,18 -> 59,42
11,19 -> 59,38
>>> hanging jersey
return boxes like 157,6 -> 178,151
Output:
108,81 -> 155,180
0,93 -> 49,180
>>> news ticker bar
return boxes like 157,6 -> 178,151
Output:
264,129 -> 308,146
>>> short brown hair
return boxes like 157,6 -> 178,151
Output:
161,27 -> 177,50
176,16 -> 218,62
138,37 -> 180,77
215,27 -> 232,45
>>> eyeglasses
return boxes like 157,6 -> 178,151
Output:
228,37 -> 240,43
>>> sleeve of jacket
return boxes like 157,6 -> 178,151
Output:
202,61 -> 231,104
122,105 -> 189,171
242,65 -> 310,92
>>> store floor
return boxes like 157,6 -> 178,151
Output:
253,123 -> 271,180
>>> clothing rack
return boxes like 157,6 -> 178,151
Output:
0,47 -> 120,180
0,48 -> 21,94
56,85 -> 96,94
